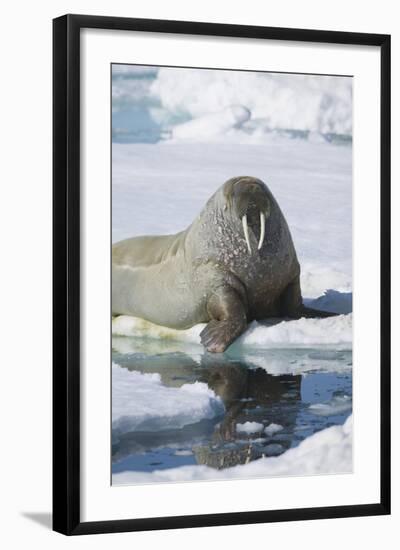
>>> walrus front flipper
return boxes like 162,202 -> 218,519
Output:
200,287 -> 247,353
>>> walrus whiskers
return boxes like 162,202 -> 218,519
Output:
242,214 -> 252,254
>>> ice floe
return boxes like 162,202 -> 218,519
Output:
112,363 -> 224,436
236,421 -> 264,434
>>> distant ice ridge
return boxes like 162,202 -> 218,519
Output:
113,415 -> 352,484
112,313 -> 352,349
112,363 -> 224,436
151,68 -> 352,138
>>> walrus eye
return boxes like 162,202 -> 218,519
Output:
258,211 -> 266,250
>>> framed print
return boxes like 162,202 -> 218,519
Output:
53,14 -> 391,535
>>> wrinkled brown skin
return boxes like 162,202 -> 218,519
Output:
112,176 -> 334,353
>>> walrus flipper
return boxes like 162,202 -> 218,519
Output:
200,287 -> 247,353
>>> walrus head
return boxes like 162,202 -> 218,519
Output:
223,176 -> 272,254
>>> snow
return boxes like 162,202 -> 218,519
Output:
113,415 -> 353,484
171,105 -> 251,140
112,313 -> 352,349
236,421 -> 264,434
150,68 -> 352,136
237,314 -> 352,347
112,362 -> 224,436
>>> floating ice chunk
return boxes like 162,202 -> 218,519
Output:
174,450 -> 193,456
170,105 -> 250,141
309,395 -> 352,416
236,421 -> 264,434
264,423 -> 284,436
250,438 -> 267,444
112,363 -> 224,435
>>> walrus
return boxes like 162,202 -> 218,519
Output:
112,176 -> 334,352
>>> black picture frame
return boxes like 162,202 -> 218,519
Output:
53,13 -> 391,536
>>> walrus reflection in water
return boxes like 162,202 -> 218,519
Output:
195,363 -> 301,469
112,354 -> 301,469
112,176 -> 335,352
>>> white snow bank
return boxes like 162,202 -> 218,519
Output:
112,314 -> 352,349
236,421 -> 264,434
151,68 -> 352,137
236,314 -> 352,347
112,363 -> 224,435
171,105 -> 250,140
113,415 -> 352,484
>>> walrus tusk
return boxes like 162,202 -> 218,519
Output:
242,215 -> 252,254
258,211 -> 266,250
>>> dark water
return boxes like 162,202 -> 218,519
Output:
112,344 -> 352,476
